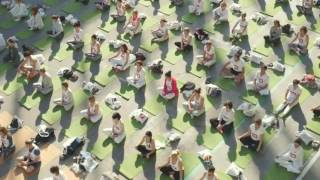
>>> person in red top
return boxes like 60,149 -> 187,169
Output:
159,71 -> 179,100
124,10 -> 141,37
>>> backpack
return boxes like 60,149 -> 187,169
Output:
82,81 -> 100,95
206,84 -> 222,97
149,60 -> 163,74
8,116 -> 23,132
180,81 -> 196,92
135,52 -> 146,61
65,137 -> 85,156
105,93 -> 122,110
282,24 -> 293,35
61,69 -> 78,82
34,125 -> 55,145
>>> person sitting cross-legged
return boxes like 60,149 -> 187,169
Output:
296,0 -> 313,16
32,68 -> 53,95
174,27 -> 192,51
103,112 -> 126,144
136,131 -> 156,158
197,40 -> 215,67
199,167 -> 219,180
126,60 -> 145,89
16,139 -> 41,174
110,0 -> 126,22
67,22 -> 84,50
238,119 -> 264,152
246,63 -> 269,96
109,44 -> 136,72
158,71 -> 179,100
220,50 -> 245,85
3,37 -> 21,66
0,127 -> 15,160
183,88 -> 205,118
18,51 -> 40,80
264,20 -> 281,46
123,10 -> 142,37
47,15 -> 64,39
212,2 -> 228,25
230,13 -> 248,43
9,0 -> 28,21
85,34 -> 102,61
80,96 -> 102,123
53,81 -> 74,111
188,0 -> 204,16
275,139 -> 304,174
158,150 -> 184,180
151,18 -> 169,43
288,26 -> 309,55
27,7 -> 44,31
210,101 -> 234,134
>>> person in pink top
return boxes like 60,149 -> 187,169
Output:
159,71 -> 179,100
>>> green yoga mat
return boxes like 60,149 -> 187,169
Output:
1,75 -> 28,95
34,37 -> 52,51
159,4 -> 176,16
42,89 -> 89,125
0,64 -> 12,77
181,152 -> 201,176
93,66 -> 116,87
98,20 -> 118,33
188,64 -> 206,78
72,57 -> 94,73
16,30 -> 34,40
65,117 -> 95,137
232,128 -> 277,168
43,0 -> 59,6
140,37 -> 165,53
164,50 -> 183,65
89,137 -> 114,160
260,0 -> 284,17
19,77 -> 61,110
313,62 -> 320,78
63,1 -> 82,14
171,109 -> 193,133
306,118 -> 320,135
0,6 -> 6,15
0,19 -> 17,29
54,45 -> 72,62
143,95 -> 167,116
236,0 -> 257,8
264,145 -> 314,180
215,77 -> 236,91
139,0 -> 151,6
80,9 -> 100,22
181,0 -> 211,24
118,153 -> 155,179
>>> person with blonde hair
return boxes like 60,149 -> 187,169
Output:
80,96 -> 102,123
123,10 -> 142,37
212,2 -> 228,24
158,150 -> 184,180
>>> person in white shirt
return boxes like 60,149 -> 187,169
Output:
189,0 -> 204,16
103,112 -> 126,144
230,13 -> 248,42
197,40 -> 215,67
123,10 -> 141,37
183,88 -> 205,118
288,26 -> 309,55
33,68 -> 53,95
111,0 -> 126,22
109,44 -> 136,71
48,166 -> 66,180
238,119 -> 264,152
220,50 -> 245,85
151,18 -> 169,42
210,101 -> 234,134
174,27 -> 193,51
158,150 -> 184,180
53,82 -> 74,111
199,167 -> 219,180
18,51 -> 40,80
247,63 -> 269,95
85,34 -> 102,61
275,139 -> 304,174
126,61 -> 146,89
27,7 -> 44,31
275,79 -> 302,117
9,0 -> 28,21
296,0 -> 313,15
136,131 -> 156,158
212,2 -> 228,25
67,22 -> 84,50
80,96 -> 102,123
16,139 -> 41,174
47,15 -> 64,38
95,0 -> 111,10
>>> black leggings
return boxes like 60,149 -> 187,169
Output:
239,136 -> 260,151
174,42 -> 192,51
160,165 -> 181,180
136,145 -> 151,156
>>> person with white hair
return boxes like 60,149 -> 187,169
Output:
275,139 -> 304,174
126,61 -> 146,89
246,63 -> 269,96
27,7 -> 44,30
197,40 -> 215,67
189,0 -> 204,16
9,0 -> 28,21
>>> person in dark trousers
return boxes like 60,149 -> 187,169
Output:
136,131 -> 156,158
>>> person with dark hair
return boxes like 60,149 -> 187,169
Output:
127,60 -> 145,89
264,20 -> 281,45
197,40 -> 215,67
183,88 -> 205,117
80,96 -> 102,123
296,0 -> 313,15
32,68 -> 53,95
246,63 -> 269,96
220,50 -> 245,85
170,0 -> 183,6
16,139 -> 41,174
199,167 -> 219,180
27,6 -> 44,30
136,131 -> 156,158
158,150 -> 184,180
174,27 -> 192,51
288,26 -> 309,54
103,112 -> 126,143
109,44 -> 135,71
151,18 -> 169,42
18,51 -> 40,80
230,13 -> 248,42
85,34 -> 102,61
49,166 -> 66,180
275,79 -> 301,117
3,38 -> 20,66
53,82 -> 74,111
9,0 -> 28,21
110,0 -> 126,22
0,127 -> 15,158
95,0 -> 111,10
194,28 -> 209,42
159,71 -> 179,100
67,22 -> 84,50
47,15 -> 64,38
238,119 -> 264,152
124,10 -> 142,37
275,139 -> 304,173
210,101 -> 234,134
212,2 -> 228,25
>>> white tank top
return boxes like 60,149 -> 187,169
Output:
170,157 -> 181,171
